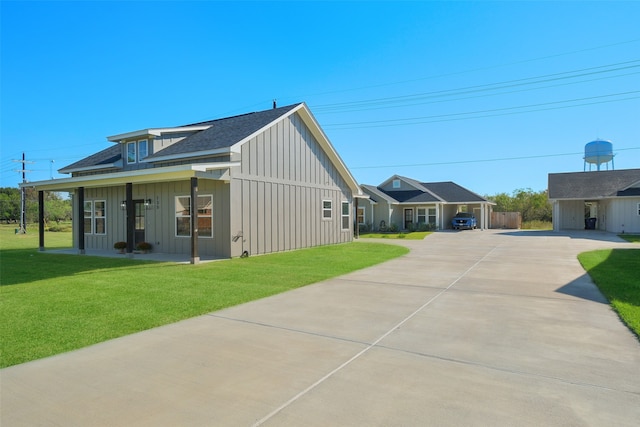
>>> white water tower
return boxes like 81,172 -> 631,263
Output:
584,139 -> 614,171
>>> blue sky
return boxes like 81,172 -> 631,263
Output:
2,1 -> 639,195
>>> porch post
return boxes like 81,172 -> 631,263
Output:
354,197 -> 359,239
190,177 -> 199,264
126,183 -> 134,255
38,190 -> 45,251
77,187 -> 85,254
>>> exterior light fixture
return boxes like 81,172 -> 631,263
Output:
121,201 -> 127,210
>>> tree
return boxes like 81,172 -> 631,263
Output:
0,187 -> 71,224
486,188 -> 552,223
0,188 -> 21,222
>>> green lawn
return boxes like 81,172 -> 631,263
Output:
0,225 -> 409,367
619,234 -> 640,244
359,231 -> 432,240
578,248 -> 640,338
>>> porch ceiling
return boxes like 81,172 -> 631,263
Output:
21,163 -> 239,192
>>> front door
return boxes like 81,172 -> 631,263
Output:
404,208 -> 413,230
134,200 -> 145,245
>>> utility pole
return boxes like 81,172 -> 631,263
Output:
13,152 -> 33,233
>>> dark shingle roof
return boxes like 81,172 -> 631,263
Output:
362,178 -> 488,204
548,169 -> 640,199
388,190 -> 440,203
420,182 -> 486,203
60,103 -> 302,171
146,103 -> 301,159
59,144 -> 121,172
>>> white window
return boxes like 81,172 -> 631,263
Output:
428,208 -> 436,225
323,200 -> 332,219
357,207 -> 365,225
83,200 -> 106,234
94,201 -> 106,234
392,179 -> 401,189
175,195 -> 213,237
341,202 -> 350,230
417,208 -> 427,224
138,139 -> 148,160
83,201 -> 93,234
197,195 -> 213,237
127,142 -> 136,164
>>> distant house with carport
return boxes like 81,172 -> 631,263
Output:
359,175 -> 494,231
548,168 -> 640,234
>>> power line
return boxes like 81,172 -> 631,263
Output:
350,147 -> 640,170
312,60 -> 640,113
279,38 -> 640,102
323,91 -> 640,129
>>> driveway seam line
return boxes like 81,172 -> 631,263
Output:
251,244 -> 501,426
207,313 -> 372,347
374,344 -> 640,396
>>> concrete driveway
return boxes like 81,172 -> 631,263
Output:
2,230 -> 639,426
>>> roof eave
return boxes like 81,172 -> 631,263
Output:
58,160 -> 123,174
20,162 -> 240,192
143,147 -> 232,163
107,126 -> 212,142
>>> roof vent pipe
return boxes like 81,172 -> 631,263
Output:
273,99 -> 277,109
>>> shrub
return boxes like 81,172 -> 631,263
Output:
48,225 -> 72,232
114,241 -> 127,250
136,242 -> 152,251
388,223 -> 399,232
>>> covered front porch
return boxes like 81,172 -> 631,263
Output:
20,163 -> 236,264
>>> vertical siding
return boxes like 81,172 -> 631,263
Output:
559,200 -> 584,230
79,180 -> 230,257
231,112 -> 353,257
608,198 -> 640,233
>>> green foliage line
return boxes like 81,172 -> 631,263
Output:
486,188 -> 551,223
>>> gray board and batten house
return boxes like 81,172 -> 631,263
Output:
548,168 -> 640,234
23,103 -> 364,263
359,175 -> 494,231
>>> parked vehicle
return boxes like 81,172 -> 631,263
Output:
451,212 -> 477,230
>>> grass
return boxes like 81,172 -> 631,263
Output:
0,225 -> 409,367
619,234 -> 640,244
359,231 -> 432,240
521,220 -> 553,230
578,248 -> 640,338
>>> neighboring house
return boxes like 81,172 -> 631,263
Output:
548,168 -> 640,234
22,103 -> 363,262
359,175 -> 494,231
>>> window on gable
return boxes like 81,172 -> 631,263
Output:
127,142 -> 137,164
138,139 -> 148,160
322,200 -> 332,219
341,202 -> 350,230
392,179 -> 401,189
